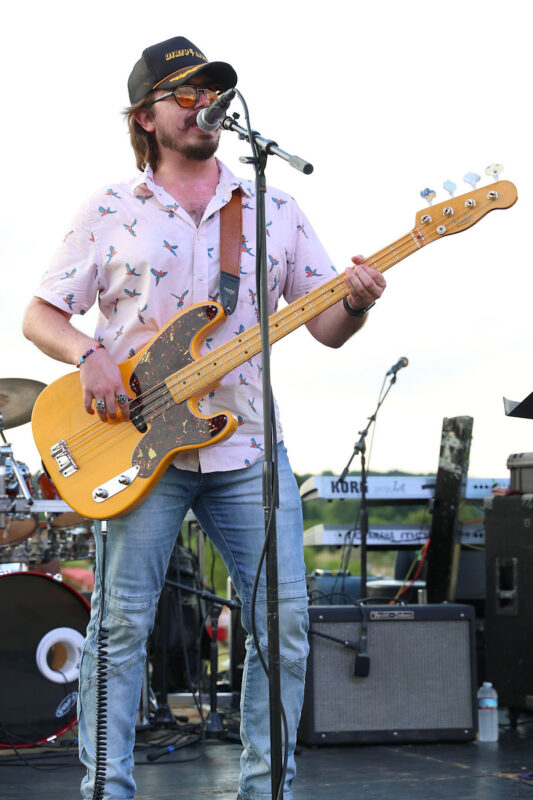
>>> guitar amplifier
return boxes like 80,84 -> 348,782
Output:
299,603 -> 477,745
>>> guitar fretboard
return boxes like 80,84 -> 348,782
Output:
165,231 -> 422,403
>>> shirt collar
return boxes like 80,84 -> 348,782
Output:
130,160 -> 253,201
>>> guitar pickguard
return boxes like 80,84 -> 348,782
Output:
128,304 -> 230,478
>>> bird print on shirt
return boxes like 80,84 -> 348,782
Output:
150,268 -> 168,286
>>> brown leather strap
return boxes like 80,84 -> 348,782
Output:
219,189 -> 242,314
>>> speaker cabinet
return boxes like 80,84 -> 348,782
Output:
484,494 -> 533,714
299,604 -> 477,745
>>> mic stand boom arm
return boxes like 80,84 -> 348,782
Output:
221,114 -> 313,175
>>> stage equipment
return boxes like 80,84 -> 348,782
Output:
300,474 -> 509,502
425,416 -> 473,603
507,452 -> 533,493
0,457 -> 37,548
0,571 -> 90,747
227,577 -> 246,693
337,358 -> 409,599
484,493 -> 533,719
149,542 -> 208,700
299,603 -> 477,745
306,571 -> 379,605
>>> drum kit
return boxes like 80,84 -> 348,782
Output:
0,378 -> 92,748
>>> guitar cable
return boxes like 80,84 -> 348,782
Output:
92,520 -> 109,800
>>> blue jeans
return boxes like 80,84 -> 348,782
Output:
78,444 -> 308,800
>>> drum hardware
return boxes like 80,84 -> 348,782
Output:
1,452 -> 38,548
36,471 -> 95,561
1,403 -> 39,551
0,379 -> 95,570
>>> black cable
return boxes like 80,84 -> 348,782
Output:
92,523 -> 109,800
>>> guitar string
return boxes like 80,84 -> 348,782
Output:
62,194 -> 499,464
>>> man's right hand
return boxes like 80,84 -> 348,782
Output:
21,298 -> 131,423
79,347 -> 131,421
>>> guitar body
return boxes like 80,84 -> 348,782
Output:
32,303 -> 238,520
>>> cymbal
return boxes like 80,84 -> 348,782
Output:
0,378 -> 47,430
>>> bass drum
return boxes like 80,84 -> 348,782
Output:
0,572 -> 90,747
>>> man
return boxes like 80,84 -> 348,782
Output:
22,36 -> 386,800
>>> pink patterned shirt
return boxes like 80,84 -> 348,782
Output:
36,161 -> 335,472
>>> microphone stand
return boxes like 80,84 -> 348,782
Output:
147,578 -> 242,761
222,99 -> 313,800
337,369 -> 404,599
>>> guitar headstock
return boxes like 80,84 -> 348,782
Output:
413,178 -> 517,245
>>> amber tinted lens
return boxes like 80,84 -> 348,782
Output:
175,86 -> 197,108
204,89 -> 219,104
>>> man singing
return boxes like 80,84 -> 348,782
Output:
22,35 -> 386,800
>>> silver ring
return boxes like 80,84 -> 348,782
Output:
116,393 -> 128,405
95,400 -> 106,411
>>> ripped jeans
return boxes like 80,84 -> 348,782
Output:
78,444 -> 309,800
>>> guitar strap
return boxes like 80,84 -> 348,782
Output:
219,188 -> 242,315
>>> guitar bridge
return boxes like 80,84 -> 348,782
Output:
51,440 -> 78,477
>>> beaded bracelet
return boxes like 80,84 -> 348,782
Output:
76,343 -> 105,368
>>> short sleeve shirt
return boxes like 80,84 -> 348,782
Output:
36,161 -> 336,472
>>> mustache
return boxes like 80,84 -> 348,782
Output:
185,111 -> 201,129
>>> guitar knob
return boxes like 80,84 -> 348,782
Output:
463,172 -> 481,189
420,187 -> 436,206
485,163 -> 504,181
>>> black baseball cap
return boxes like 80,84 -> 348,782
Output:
128,36 -> 238,105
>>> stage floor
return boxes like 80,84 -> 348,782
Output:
1,709 -> 532,800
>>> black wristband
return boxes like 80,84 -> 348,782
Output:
343,296 -> 375,318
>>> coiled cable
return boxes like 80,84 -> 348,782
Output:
92,521 -> 109,800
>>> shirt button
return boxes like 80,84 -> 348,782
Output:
198,274 -> 204,281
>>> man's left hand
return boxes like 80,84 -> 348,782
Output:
344,255 -> 387,312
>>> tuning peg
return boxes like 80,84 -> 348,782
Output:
463,172 -> 481,189
420,187 -> 436,206
485,163 -> 504,181
443,180 -> 457,197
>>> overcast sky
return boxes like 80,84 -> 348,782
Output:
2,0 -> 531,481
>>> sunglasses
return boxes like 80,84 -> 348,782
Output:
147,85 -> 220,109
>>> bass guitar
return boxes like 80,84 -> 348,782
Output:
32,178 -> 518,520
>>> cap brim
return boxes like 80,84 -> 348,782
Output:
156,61 -> 237,92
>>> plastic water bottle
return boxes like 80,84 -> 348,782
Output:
477,682 -> 499,742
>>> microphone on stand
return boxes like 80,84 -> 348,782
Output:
386,357 -> 409,376
196,88 -> 236,132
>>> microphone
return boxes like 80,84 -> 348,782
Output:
386,357 -> 409,376
196,88 -> 236,132
353,606 -> 370,677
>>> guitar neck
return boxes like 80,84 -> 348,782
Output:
167,230 -> 421,402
